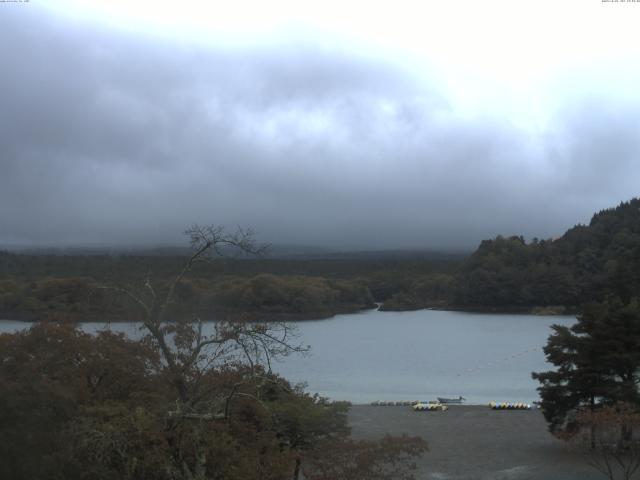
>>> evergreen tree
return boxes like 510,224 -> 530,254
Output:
533,296 -> 640,437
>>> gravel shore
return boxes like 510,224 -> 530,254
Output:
348,405 -> 603,480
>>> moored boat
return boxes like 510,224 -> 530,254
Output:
437,395 -> 465,404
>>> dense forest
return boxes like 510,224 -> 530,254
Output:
452,198 -> 640,311
0,250 -> 461,321
1,198 -> 639,320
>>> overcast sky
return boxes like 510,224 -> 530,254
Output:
1,1 -> 639,250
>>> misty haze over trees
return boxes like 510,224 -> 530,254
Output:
2,1 -> 640,479
2,199 -> 639,321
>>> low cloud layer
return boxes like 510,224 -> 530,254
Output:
1,7 -> 639,250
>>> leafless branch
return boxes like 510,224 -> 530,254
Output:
97,285 -> 151,318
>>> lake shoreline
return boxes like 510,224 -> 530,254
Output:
0,303 -> 577,323
381,304 -> 577,316
0,304 -> 373,323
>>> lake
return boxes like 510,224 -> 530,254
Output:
0,309 -> 575,404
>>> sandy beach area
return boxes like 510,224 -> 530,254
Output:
348,405 -> 604,480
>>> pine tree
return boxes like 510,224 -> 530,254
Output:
533,296 -> 640,437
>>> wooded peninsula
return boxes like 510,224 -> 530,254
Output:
2,198 -> 639,321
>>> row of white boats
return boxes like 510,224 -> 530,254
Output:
413,401 -> 535,411
489,401 -> 535,410
371,396 -> 466,407
370,397 -> 539,411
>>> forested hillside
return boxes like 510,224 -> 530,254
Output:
2,199 -> 638,319
453,198 -> 640,310
0,251 -> 461,321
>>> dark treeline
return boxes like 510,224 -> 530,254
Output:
0,251 -> 462,321
453,198 -> 640,311
2,198 -> 639,319
374,198 -> 640,312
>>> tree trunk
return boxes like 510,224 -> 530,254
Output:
590,395 -> 596,449
621,423 -> 632,448
293,456 -> 301,480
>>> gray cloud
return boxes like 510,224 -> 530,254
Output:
1,7 -> 639,250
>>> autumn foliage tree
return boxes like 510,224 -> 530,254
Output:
571,403 -> 640,480
0,225 -> 428,480
0,323 -> 163,480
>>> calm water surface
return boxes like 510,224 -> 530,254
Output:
0,309 -> 575,404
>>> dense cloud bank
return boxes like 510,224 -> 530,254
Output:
1,8 -> 639,249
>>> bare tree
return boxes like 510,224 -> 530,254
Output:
96,225 -> 428,480
102,225 -> 307,421
571,403 -> 640,480
100,225 -> 313,479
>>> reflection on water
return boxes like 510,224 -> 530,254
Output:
0,309 -> 575,404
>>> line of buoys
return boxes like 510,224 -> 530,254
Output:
489,401 -> 532,410
371,401 -> 418,406
455,347 -> 539,377
413,402 -> 448,412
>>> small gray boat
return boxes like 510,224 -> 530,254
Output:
437,396 -> 466,404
